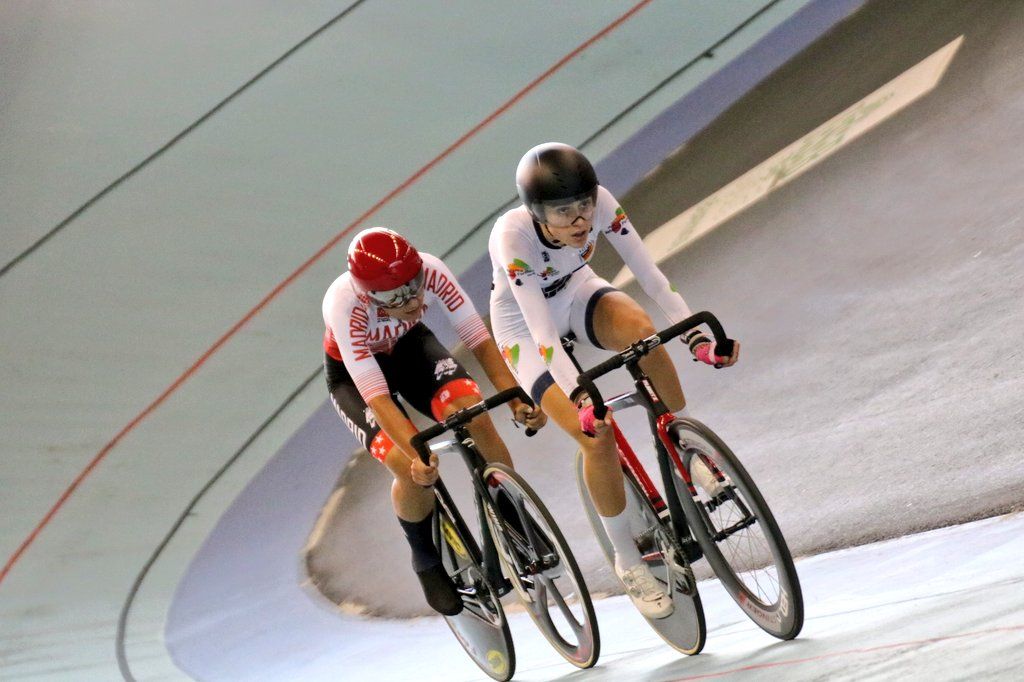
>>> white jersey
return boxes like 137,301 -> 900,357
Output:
489,185 -> 692,397
323,252 -> 490,402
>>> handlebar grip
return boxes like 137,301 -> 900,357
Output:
409,425 -> 444,465
577,374 -> 607,421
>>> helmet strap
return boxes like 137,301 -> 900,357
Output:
541,222 -> 563,246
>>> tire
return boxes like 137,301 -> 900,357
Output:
482,463 -> 600,669
574,450 -> 706,655
432,493 -> 516,681
667,418 -> 804,640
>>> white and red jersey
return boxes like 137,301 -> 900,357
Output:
489,185 -> 693,396
323,252 -> 490,403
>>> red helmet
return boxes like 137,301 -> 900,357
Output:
347,227 -> 425,306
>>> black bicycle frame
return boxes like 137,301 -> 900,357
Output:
410,386 -> 538,592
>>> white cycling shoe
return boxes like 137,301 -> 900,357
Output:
616,561 -> 674,619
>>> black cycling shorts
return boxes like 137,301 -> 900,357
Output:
325,323 -> 474,457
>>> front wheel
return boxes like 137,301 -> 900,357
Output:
483,463 -> 599,669
574,450 -> 706,655
432,490 -> 515,681
668,418 -> 804,640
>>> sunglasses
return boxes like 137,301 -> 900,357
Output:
366,269 -> 426,308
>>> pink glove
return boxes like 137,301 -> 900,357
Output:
693,341 -> 728,367
578,403 -> 612,436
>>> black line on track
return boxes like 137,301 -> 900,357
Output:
115,366 -> 324,681
0,0 -> 369,281
115,2 -> 787,677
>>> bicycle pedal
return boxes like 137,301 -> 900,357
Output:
681,538 -> 703,563
635,532 -> 658,555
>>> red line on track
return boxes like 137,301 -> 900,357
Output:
0,0 -> 654,587
669,624 -> 1024,680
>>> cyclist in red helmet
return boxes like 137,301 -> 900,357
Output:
489,143 -> 740,619
323,227 -> 545,616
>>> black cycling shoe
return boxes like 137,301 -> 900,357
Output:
416,564 -> 464,616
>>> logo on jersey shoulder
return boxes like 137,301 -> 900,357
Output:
376,307 -> 391,320
579,242 -> 595,262
541,251 -> 550,262
501,343 -> 521,372
539,266 -> 558,279
506,258 -> 533,285
538,344 -> 554,366
434,358 -> 458,380
606,206 -> 631,235
364,406 -> 378,429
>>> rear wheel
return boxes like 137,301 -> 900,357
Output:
483,463 -> 599,669
668,418 -> 804,640
574,450 -> 706,655
432,492 -> 515,681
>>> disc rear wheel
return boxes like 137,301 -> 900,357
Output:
433,495 -> 515,681
574,450 -> 706,655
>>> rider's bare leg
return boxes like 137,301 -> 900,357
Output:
540,383 -> 624,515
592,291 -> 686,413
384,441 -> 435,522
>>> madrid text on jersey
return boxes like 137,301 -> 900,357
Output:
424,267 -> 465,312
347,305 -> 418,360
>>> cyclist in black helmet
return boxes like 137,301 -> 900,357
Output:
488,142 -> 740,619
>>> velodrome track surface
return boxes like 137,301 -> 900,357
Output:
170,2 -> 1024,675
4,1 -> 1023,679
309,0 -> 1024,617
2,1 -> 832,679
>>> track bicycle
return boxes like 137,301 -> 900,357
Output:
409,386 -> 599,680
569,311 -> 804,653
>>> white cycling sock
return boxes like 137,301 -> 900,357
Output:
600,509 -> 644,570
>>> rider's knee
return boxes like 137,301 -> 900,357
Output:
578,437 -> 618,463
628,308 -> 657,338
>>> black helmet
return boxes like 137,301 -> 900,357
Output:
516,142 -> 599,223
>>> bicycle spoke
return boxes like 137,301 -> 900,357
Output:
686,448 -> 790,608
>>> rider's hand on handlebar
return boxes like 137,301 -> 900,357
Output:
513,400 -> 547,431
577,400 -> 613,437
690,336 -> 740,368
411,452 -> 440,487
